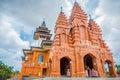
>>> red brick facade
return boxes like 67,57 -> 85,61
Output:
50,2 -> 118,77
20,2 -> 118,79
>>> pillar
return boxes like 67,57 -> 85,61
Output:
109,62 -> 118,77
79,55 -> 86,77
50,55 -> 60,77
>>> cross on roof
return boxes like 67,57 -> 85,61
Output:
61,6 -> 63,13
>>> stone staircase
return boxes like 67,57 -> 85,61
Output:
21,77 -> 120,80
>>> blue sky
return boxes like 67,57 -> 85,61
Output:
0,0 -> 120,71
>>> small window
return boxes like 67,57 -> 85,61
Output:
69,28 -> 72,36
25,56 -> 28,61
38,55 -> 44,64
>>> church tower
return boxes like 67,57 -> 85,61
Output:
20,21 -> 52,79
70,2 -> 88,44
49,1 -> 118,77
50,8 -> 75,77
49,2 -> 89,77
53,8 -> 69,46
34,20 -> 52,47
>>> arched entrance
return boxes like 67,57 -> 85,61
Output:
60,57 -> 71,77
104,60 -> 113,77
84,54 -> 93,69
84,54 -> 98,77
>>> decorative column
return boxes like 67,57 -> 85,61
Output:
109,62 -> 118,77
79,55 -> 86,77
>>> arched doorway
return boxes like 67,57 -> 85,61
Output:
84,54 -> 98,77
84,54 -> 93,69
60,57 -> 71,77
104,60 -> 113,77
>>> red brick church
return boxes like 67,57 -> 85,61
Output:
20,1 -> 118,79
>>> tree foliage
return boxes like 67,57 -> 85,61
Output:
0,61 -> 19,80
115,64 -> 120,74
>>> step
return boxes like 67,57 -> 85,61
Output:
21,77 -> 120,80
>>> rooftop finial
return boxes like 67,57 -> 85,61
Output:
74,0 -> 78,5
60,6 -> 63,13
89,14 -> 92,20
41,18 -> 46,27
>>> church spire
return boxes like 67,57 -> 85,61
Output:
70,1 -> 87,21
60,6 -> 63,13
88,16 -> 101,34
34,20 -> 52,47
40,19 -> 46,27
89,14 -> 92,20
55,7 -> 68,27
53,7 -> 69,46
75,0 -> 76,3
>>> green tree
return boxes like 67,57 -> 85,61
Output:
12,70 -> 19,75
115,64 -> 120,74
0,61 -> 13,80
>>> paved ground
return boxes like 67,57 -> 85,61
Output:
10,77 -> 120,80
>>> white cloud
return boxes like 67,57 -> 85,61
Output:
0,0 -> 64,70
0,14 -> 29,70
0,0 -> 120,71
64,0 -> 73,16
78,0 -> 89,8
64,0 -> 89,17
0,14 -> 29,49
94,0 -> 120,64
0,48 -> 22,70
